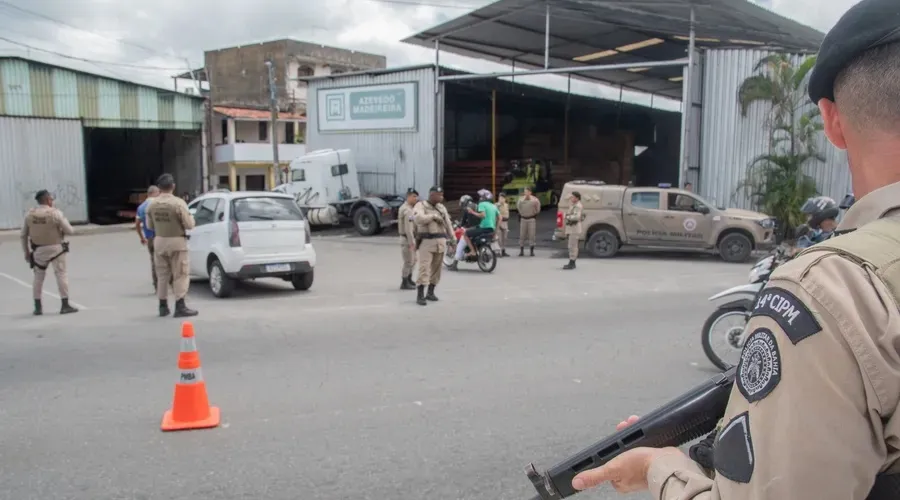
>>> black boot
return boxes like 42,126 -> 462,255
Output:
33,299 -> 42,316
60,298 -> 79,315
159,299 -> 171,317
416,285 -> 427,306
426,284 -> 439,302
518,247 -> 524,257
530,246 -> 535,257
563,259 -> 576,270
448,261 -> 459,271
501,249 -> 509,257
401,275 -> 415,290
173,298 -> 198,318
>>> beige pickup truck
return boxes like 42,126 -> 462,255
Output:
553,181 -> 776,262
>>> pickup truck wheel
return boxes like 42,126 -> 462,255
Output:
549,192 -> 559,207
208,258 -> 235,298
719,233 -> 753,263
353,206 -> 378,236
291,270 -> 314,291
587,229 -> 619,258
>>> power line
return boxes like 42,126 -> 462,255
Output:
0,0 -> 171,59
0,35 -> 188,70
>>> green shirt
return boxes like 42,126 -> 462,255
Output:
477,201 -> 499,230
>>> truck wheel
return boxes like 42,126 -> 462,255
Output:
718,233 -> 753,263
549,192 -> 559,207
587,229 -> 619,258
208,258 -> 235,298
353,206 -> 378,236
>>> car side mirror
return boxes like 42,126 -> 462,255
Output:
696,205 -> 710,214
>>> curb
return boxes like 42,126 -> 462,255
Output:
0,223 -> 133,243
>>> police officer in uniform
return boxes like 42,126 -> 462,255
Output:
562,191 -> 583,270
412,186 -> 455,306
516,187 -> 541,256
146,174 -> 198,318
398,188 -> 418,290
20,190 -> 78,315
495,193 -> 510,257
569,0 -> 900,497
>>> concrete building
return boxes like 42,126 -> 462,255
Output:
177,38 -> 387,191
0,56 -> 206,230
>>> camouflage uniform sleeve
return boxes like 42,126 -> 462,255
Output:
178,199 -> 196,230
647,253 -> 897,500
55,209 -> 75,236
20,214 -> 30,254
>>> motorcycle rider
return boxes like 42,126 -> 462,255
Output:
462,189 -> 499,256
795,196 -> 841,249
450,194 -> 480,271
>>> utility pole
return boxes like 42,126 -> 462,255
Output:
265,60 -> 281,187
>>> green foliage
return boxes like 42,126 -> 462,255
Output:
735,53 -> 823,237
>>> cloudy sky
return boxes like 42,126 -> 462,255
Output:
0,0 -> 863,111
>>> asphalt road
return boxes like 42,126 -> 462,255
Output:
0,232 -> 746,500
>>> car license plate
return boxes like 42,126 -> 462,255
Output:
265,263 -> 291,273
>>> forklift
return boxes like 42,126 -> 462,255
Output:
500,158 -> 560,210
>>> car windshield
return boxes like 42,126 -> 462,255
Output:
232,197 -> 304,222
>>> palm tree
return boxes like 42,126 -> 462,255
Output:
735,53 -> 822,238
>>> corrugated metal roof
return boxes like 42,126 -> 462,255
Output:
0,56 -> 203,130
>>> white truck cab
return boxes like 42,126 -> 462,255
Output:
273,148 -> 402,236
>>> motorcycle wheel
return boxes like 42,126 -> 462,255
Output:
701,307 -> 750,371
443,245 -> 457,268
476,245 -> 497,273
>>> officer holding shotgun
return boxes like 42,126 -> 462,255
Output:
569,1 -> 900,498
20,189 -> 78,315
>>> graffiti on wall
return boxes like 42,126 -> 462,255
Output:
15,181 -> 84,216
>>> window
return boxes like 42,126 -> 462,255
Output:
285,122 -> 294,143
258,122 -> 268,141
630,192 -> 660,210
217,176 -> 230,190
245,175 -> 266,191
330,163 -> 349,177
232,197 -> 304,222
297,65 -> 314,78
220,119 -> 228,144
194,198 -> 221,226
667,193 -> 699,211
291,169 -> 306,182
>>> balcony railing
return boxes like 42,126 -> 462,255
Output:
214,143 -> 307,164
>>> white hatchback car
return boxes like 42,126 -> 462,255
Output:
186,190 -> 316,298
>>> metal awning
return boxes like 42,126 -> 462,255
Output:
402,0 -> 824,100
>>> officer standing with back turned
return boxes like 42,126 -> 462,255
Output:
569,0 -> 900,498
562,191 -> 583,270
20,190 -> 78,315
146,174 -> 198,318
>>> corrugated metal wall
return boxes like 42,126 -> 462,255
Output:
0,117 -> 88,229
306,66 -> 436,197
0,58 -> 203,130
699,49 -> 851,210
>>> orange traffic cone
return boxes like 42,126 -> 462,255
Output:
161,321 -> 221,431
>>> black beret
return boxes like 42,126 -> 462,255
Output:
429,186 -> 443,193
34,189 -> 51,201
808,0 -> 900,104
406,188 -> 418,196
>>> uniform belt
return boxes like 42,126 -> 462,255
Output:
520,215 -> 536,220
29,241 -> 69,271
502,217 -> 509,221
419,233 -> 445,239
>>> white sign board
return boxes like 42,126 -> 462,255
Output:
316,82 -> 418,132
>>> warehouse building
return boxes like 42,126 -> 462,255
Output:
0,56 -> 206,229
304,0 -> 852,211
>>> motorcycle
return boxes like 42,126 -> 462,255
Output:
701,245 -> 792,370
442,222 -> 498,273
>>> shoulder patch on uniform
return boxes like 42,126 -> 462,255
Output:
750,286 -> 821,344
714,412 -> 754,483
736,328 -> 781,403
